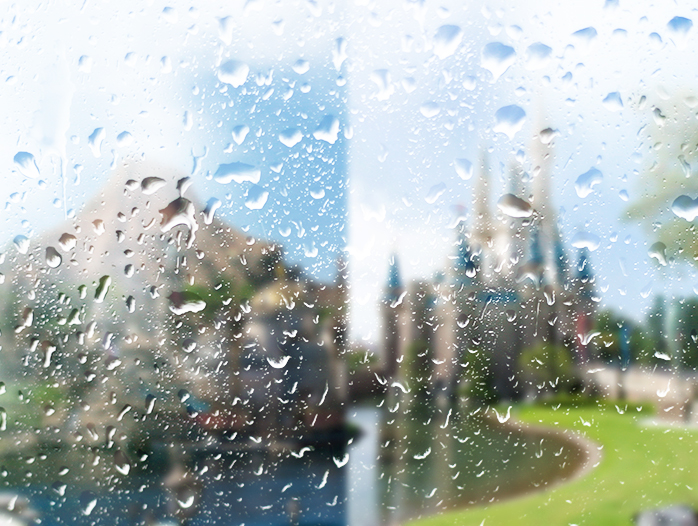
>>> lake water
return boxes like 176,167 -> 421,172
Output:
0,400 -> 581,525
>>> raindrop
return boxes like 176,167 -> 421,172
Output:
667,16 -> 693,49
168,291 -> 206,315
13,152 -> 39,179
218,60 -> 249,87
58,233 -> 77,252
95,275 -> 112,303
116,131 -> 133,147
80,491 -> 97,516
671,195 -> 698,221
648,242 -> 667,266
292,59 -> 310,74
267,355 -> 290,369
370,69 -> 393,100
88,127 -> 105,158
279,128 -> 303,148
182,338 -> 197,353
231,124 -> 250,145
332,37 -> 347,71
45,247 -> 62,268
419,102 -> 440,118
213,162 -> 261,184
159,197 -> 199,248
333,453 -> 349,467
114,450 -> 130,475
497,194 -> 532,218
93,219 -> 105,235
313,115 -> 340,144
78,55 -> 92,72
571,27 -> 598,48
602,92 -> 623,112
454,158 -> 473,180
0,408 -> 5,431
245,185 -> 269,210
575,167 -> 603,198
125,295 -> 135,313
203,198 -> 222,225
493,406 -> 512,423
425,182 -> 447,204
13,235 -> 29,254
141,177 -> 166,195
525,42 -> 552,70
433,24 -> 463,59
571,231 -> 601,251
493,104 -> 526,138
481,42 -> 516,81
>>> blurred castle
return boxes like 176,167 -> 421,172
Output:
382,132 -> 597,400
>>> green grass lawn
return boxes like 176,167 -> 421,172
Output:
409,402 -> 698,526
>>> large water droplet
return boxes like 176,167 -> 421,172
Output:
141,176 -> 166,195
245,185 -> 269,210
497,194 -> 533,218
454,158 -> 473,180
160,198 -> 199,248
58,233 -> 77,252
114,450 -> 130,476
425,182 -> 447,204
648,242 -> 667,266
95,276 -> 111,303
202,198 -> 222,225
13,152 -> 40,179
80,491 -> 97,516
671,195 -> 698,221
267,355 -> 290,369
292,59 -> 310,74
481,42 -> 516,80
571,27 -> 598,49
333,37 -> 347,71
667,16 -> 693,49
168,291 -> 206,315
493,104 -> 526,138
602,91 -> 623,112
218,60 -> 249,87
45,247 -> 62,268
571,231 -> 600,251
213,162 -> 261,184
525,42 -> 552,70
419,102 -> 440,118
370,69 -> 393,100
231,124 -> 250,145
575,167 -> 603,198
13,235 -> 29,254
433,24 -> 462,59
313,115 -> 340,144
88,128 -> 105,158
279,128 -> 303,148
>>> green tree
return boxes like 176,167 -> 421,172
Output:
517,342 -> 578,395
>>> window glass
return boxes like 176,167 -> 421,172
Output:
1,1 -> 697,525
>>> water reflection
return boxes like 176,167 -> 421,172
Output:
0,397 -> 581,525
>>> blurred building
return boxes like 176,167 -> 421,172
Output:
382,132 -> 597,399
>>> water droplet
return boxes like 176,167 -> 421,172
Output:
267,355 -> 290,369
13,152 -> 39,179
58,233 -> 77,252
370,69 -> 393,100
13,235 -> 29,254
125,295 -> 135,313
667,16 -> 693,49
95,275 -> 111,303
88,127 -> 105,158
413,448 -> 431,460
213,162 -> 261,184
292,59 -> 310,74
539,127 -> 559,144
481,42 -> 516,81
245,185 -> 269,210
177,488 -> 196,509
433,24 -> 462,59
218,16 -> 234,45
168,291 -> 206,315
497,194 -> 532,218
524,42 -> 552,70
0,407 -> 6,431
419,101 -> 440,118
178,389 -> 190,403
494,406 -> 512,423
313,115 -> 340,144
159,198 -> 199,248
218,60 -> 249,87
671,195 -> 698,221
575,167 -> 603,198
648,242 -> 667,266
279,128 -> 303,148
333,453 -> 349,467
231,124 -> 250,145
571,27 -> 598,48
602,91 -> 623,112
202,198 -> 222,225
141,176 -> 166,195
116,131 -> 133,147
182,338 -> 197,353
52,481 -> 67,496
571,231 -> 600,251
92,219 -> 105,236
80,491 -> 97,515
45,247 -> 62,268
78,55 -> 92,73
333,37 -> 347,71
493,104 -> 526,138
453,158 -> 473,180
425,182 -> 447,204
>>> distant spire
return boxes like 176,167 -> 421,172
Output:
386,254 -> 402,291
